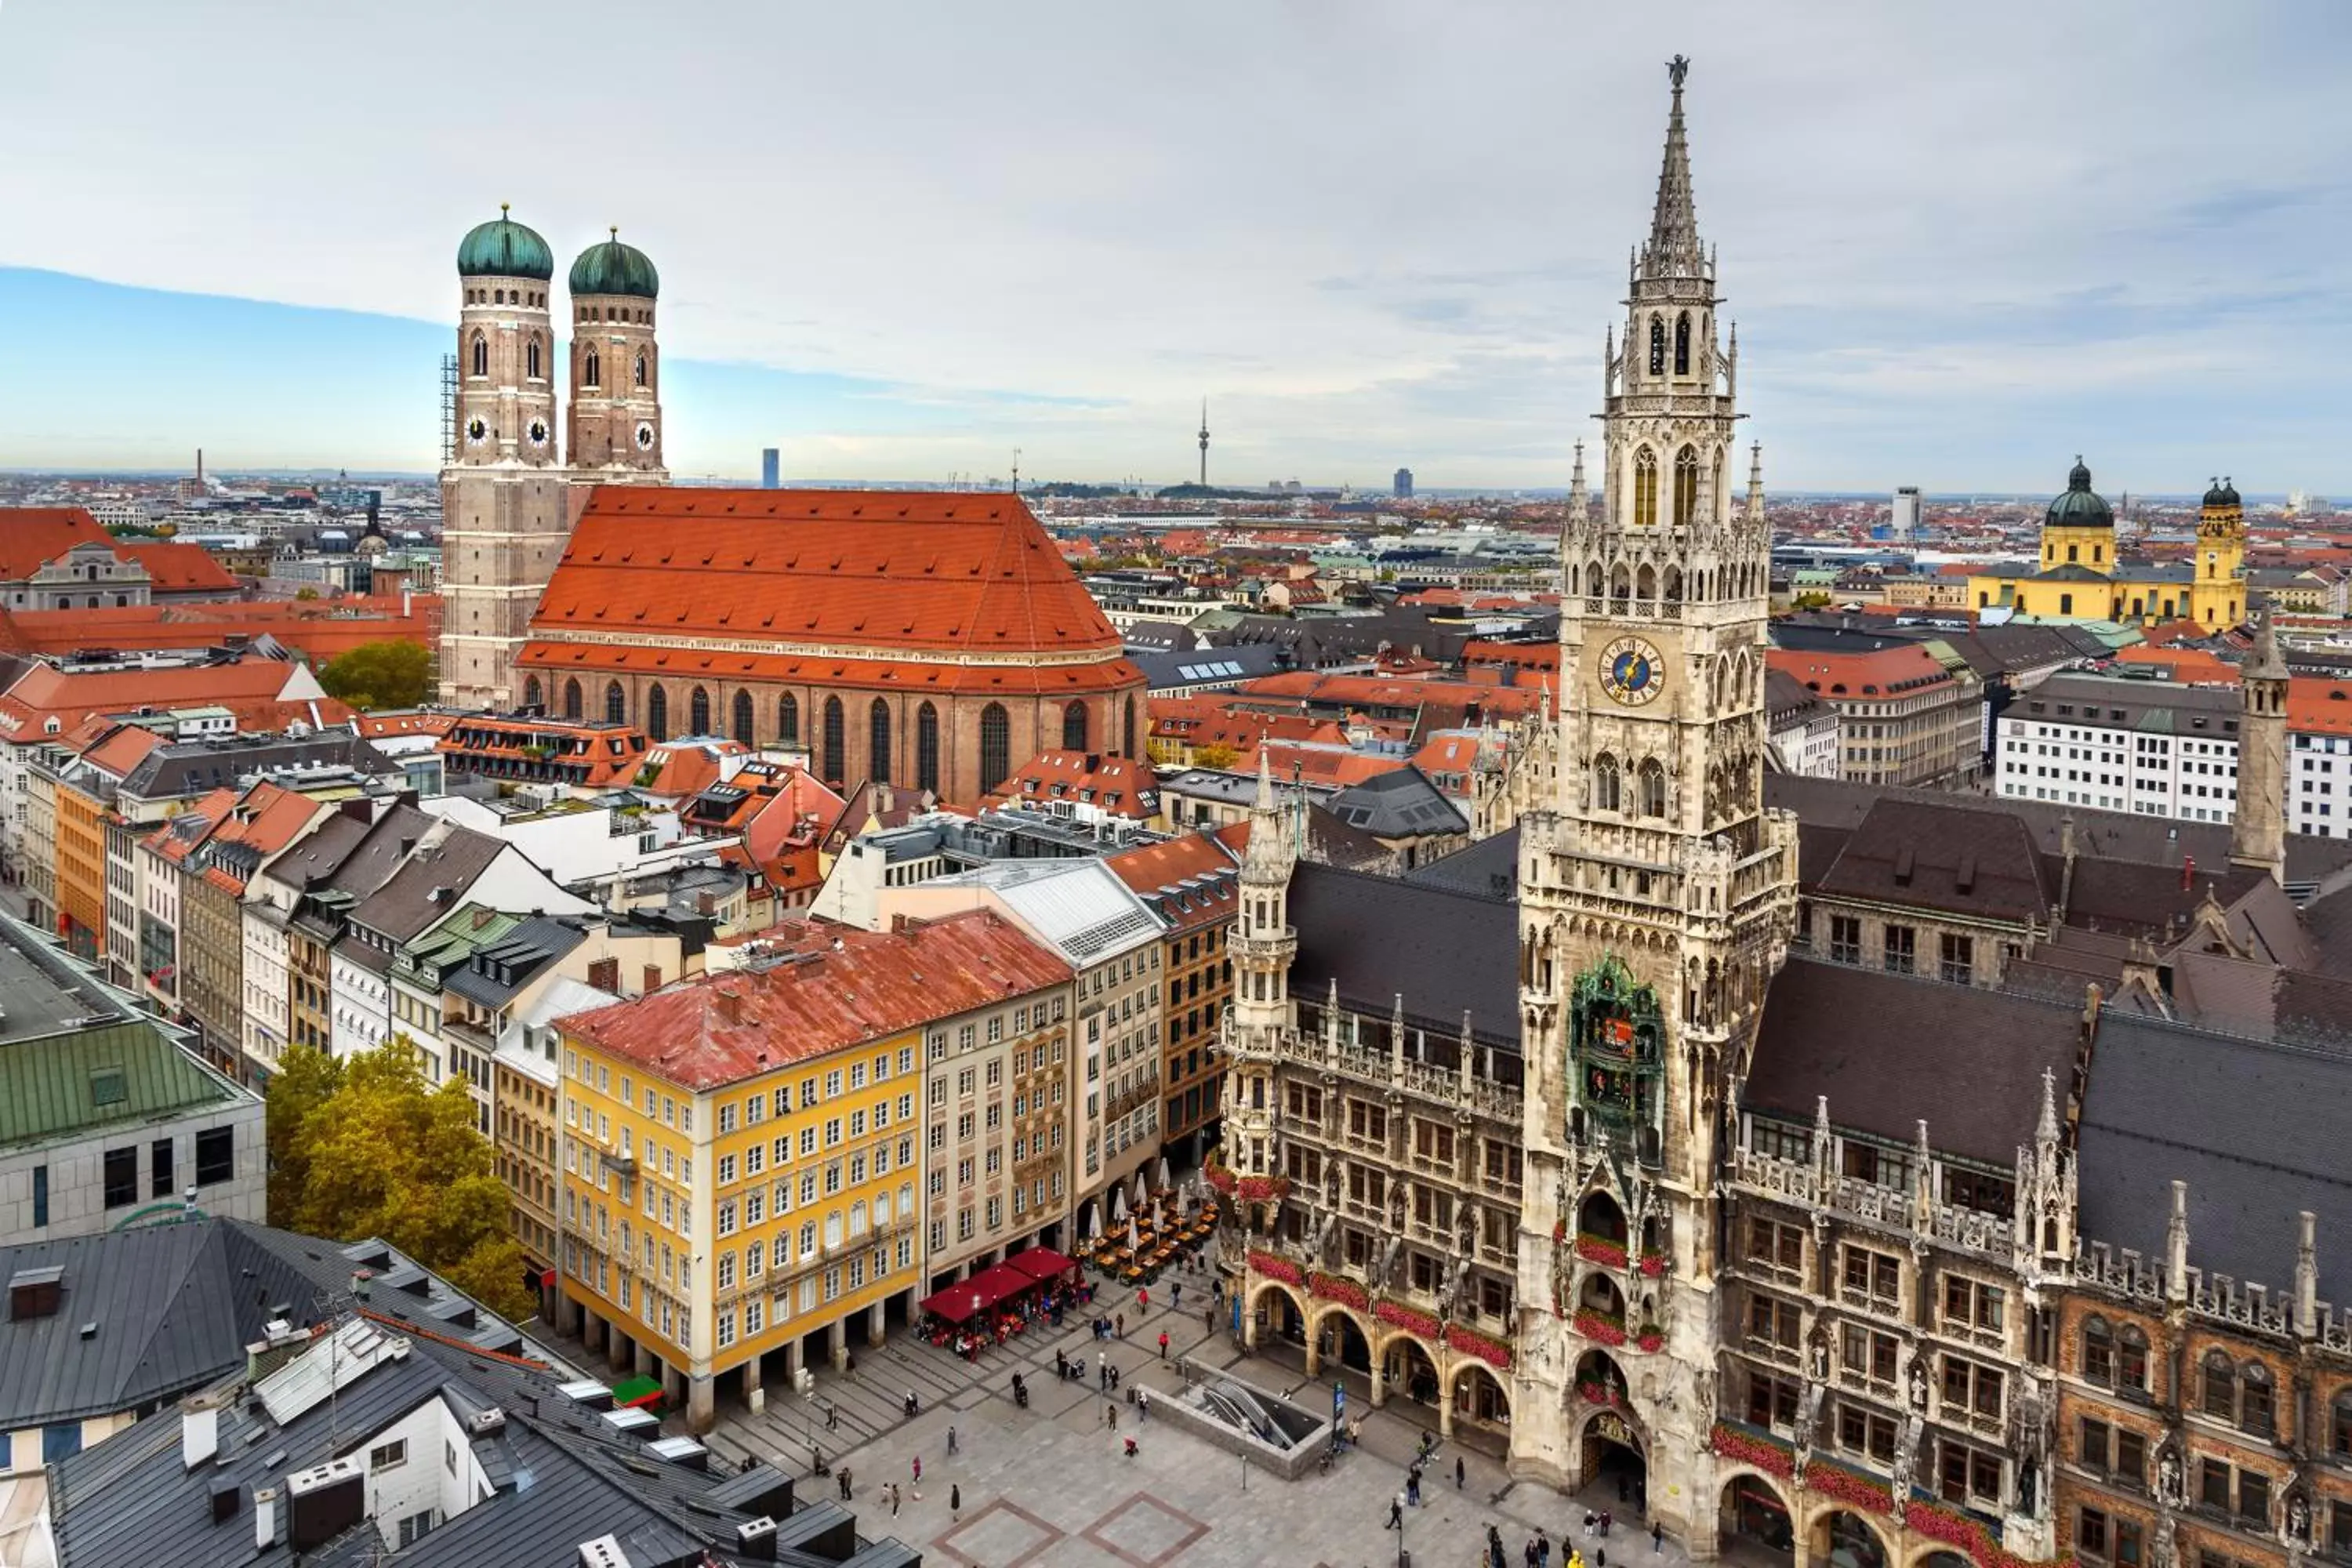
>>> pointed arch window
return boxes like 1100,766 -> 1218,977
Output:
1122,696 -> 1136,758
688,686 -> 710,736
821,697 -> 845,786
604,681 -> 626,725
1648,316 -> 1666,375
1674,313 -> 1691,376
2201,1350 -> 2236,1419
646,684 -> 670,742
869,699 -> 893,785
527,338 -> 542,379
732,691 -> 754,746
979,702 -> 1011,794
1638,759 -> 1668,818
523,675 -> 543,710
634,353 -> 648,388
1673,445 -> 1700,528
584,350 -> 601,389
1632,448 -> 1659,529
470,334 -> 488,378
1062,701 -> 1088,752
778,694 -> 799,744
1593,753 -> 1621,813
916,702 -> 942,794
562,678 -> 583,720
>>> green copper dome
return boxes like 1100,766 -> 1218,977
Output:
2046,456 -> 2114,529
569,229 -> 659,299
456,205 -> 554,281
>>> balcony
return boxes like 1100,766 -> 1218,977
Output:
1731,1147 -> 2014,1259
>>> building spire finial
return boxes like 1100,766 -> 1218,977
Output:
1644,56 -> 1701,274
1568,441 -> 1589,527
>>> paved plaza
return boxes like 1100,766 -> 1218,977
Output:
586,1276 -> 1715,1568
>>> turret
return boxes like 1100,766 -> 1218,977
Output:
2230,610 -> 2288,883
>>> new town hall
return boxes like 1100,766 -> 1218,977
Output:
1215,61 -> 2352,1568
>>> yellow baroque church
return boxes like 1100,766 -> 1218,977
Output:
1966,459 -> 2247,628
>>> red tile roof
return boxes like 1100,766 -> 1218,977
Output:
1767,644 -> 1956,698
0,507 -> 114,579
1103,830 -> 1240,935
116,541 -> 239,593
558,909 -> 1073,1088
2288,678 -> 2352,738
78,724 -> 169,779
0,655 -> 352,742
986,750 -> 1159,818
355,711 -> 457,740
4,596 -> 441,663
528,488 -> 1132,664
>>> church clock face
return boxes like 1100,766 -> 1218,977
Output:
526,419 -> 550,450
464,416 -> 488,448
1599,635 -> 1664,706
633,420 -> 656,452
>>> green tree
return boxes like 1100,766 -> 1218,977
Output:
318,638 -> 434,711
294,586 -> 321,601
1192,742 -> 1240,770
267,1040 -> 532,1321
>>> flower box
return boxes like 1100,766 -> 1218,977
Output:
1249,1251 -> 1302,1287
1575,1233 -> 1629,1269
1309,1272 -> 1368,1308
1902,1498 -> 2046,1568
1447,1324 -> 1512,1370
1375,1301 -> 1441,1339
1708,1422 -> 1795,1478
1638,1253 -> 1667,1277
1572,1308 -> 1628,1347
1203,1163 -> 1238,1195
1635,1329 -> 1665,1353
1801,1459 -> 1893,1516
1235,1174 -> 1290,1202
1575,1379 -> 1626,1410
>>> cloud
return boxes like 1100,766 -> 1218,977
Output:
3,0 -> 2352,488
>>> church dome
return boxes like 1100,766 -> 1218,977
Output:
569,230 -> 660,299
456,206 -> 554,281
2046,456 -> 2114,529
2203,476 -> 2241,508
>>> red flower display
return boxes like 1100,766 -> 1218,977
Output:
1638,1254 -> 1667,1277
1635,1330 -> 1665,1353
1249,1251 -> 1302,1286
1572,1308 -> 1627,1346
1575,1378 -> 1627,1410
1203,1163 -> 1238,1194
1576,1234 -> 1629,1269
1902,1498 -> 2052,1568
1309,1272 -> 1368,1308
1708,1423 -> 1794,1479
1235,1174 -> 1290,1203
1801,1460 -> 1893,1516
1375,1301 -> 1441,1339
1446,1324 -> 1513,1370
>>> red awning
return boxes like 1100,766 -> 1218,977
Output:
1005,1247 -> 1080,1283
918,1261 -> 1035,1323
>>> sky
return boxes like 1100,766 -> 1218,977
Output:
3,1 -> 2351,493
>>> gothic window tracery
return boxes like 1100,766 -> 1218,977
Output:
916,702 -> 941,793
604,681 -> 625,724
1593,753 -> 1621,812
635,353 -> 648,388
821,697 -> 845,785
688,685 -> 710,735
470,334 -> 488,378
1648,315 -> 1666,375
527,338 -> 541,379
1674,312 -> 1691,376
1062,700 -> 1088,751
1633,448 -> 1659,529
978,702 -> 1011,793
1638,759 -> 1668,818
732,691 -> 754,746
869,698 -> 894,784
779,694 -> 799,743
646,684 -> 669,741
1673,445 -> 1700,528
562,678 -> 582,719
585,350 -> 601,388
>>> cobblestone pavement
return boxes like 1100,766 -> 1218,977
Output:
540,1273 -> 1715,1568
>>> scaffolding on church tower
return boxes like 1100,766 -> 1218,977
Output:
439,353 -> 459,465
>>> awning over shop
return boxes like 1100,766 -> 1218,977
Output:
1005,1246 -> 1080,1284
917,1260 -> 1036,1323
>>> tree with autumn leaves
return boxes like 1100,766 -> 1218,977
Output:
267,1040 -> 532,1322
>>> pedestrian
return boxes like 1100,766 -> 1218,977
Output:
1585,1511 -> 1598,1537
838,1466 -> 852,1502
1110,1364 -> 1121,1391
1599,1549 -> 1609,1568
951,1484 -> 961,1523
1116,1312 -> 1126,1338
912,1454 -> 922,1485
1406,1472 -> 1421,1508
1159,1330 -> 1170,1361
1138,1388 -> 1150,1421
890,1483 -> 901,1518
947,1425 -> 959,1455
1569,1551 -> 1584,1568
1602,1510 -> 1613,1537
1098,1352 -> 1108,1388
1652,1523 -> 1664,1556
1173,1281 -> 1183,1308
1108,1404 -> 1118,1433
1205,1303 -> 1216,1331
1138,1286 -> 1149,1312
1055,1347 -> 1067,1377
1457,1455 -> 1466,1490
1537,1529 -> 1552,1566
1387,1493 -> 1404,1530
1525,1537 -> 1539,1568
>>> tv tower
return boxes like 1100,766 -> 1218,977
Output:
1197,399 -> 1210,488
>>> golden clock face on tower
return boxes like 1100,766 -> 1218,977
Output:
464,416 -> 488,447
1598,636 -> 1665,706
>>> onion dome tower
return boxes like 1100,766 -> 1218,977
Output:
566,229 -> 666,478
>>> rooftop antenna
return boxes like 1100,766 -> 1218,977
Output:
1011,449 -> 1021,493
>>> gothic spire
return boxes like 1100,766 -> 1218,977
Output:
1644,56 -> 1703,278
2249,604 -> 2288,681
1568,441 -> 1589,526
1745,442 -> 1765,525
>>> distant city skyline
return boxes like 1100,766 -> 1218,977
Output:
5,2 -> 2352,491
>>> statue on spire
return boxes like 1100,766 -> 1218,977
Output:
1668,54 -> 1690,89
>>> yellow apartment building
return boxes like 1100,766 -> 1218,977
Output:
554,908 -> 1069,1430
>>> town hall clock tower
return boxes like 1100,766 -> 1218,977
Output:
1508,59 -> 1798,1549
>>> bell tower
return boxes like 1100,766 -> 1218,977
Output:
565,230 -> 668,478
1509,57 -> 1797,1538
1220,753 -> 1298,1212
2191,477 -> 2246,629
441,206 -> 570,710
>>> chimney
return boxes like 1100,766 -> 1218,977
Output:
209,1475 -> 241,1526
735,1517 -> 779,1562
715,989 -> 743,1025
577,1537 -> 633,1568
180,1391 -> 224,1470
253,1486 -> 278,1551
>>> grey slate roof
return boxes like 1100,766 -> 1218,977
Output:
1327,764 -> 1470,840
115,731 -> 389,802
1129,643 -> 1290,690
2075,1012 -> 2352,1302
344,823 -> 504,944
286,803 -> 439,942
1290,859 -> 1518,1050
441,916 -> 587,1007
1744,958 -> 2087,1166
